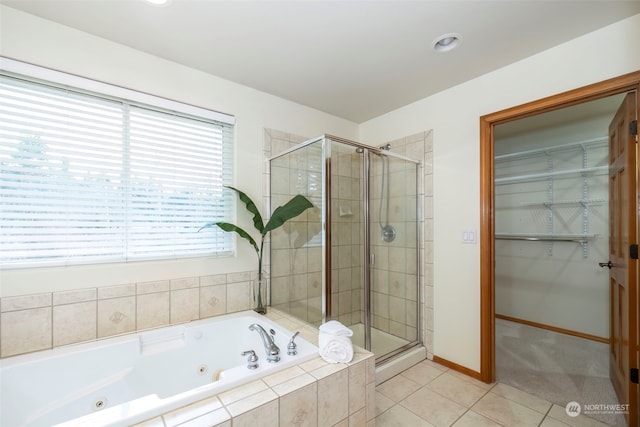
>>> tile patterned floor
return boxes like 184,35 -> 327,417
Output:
375,359 -> 617,427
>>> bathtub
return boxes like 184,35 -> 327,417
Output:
1,310 -> 318,427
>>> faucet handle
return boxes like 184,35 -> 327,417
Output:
241,350 -> 259,370
287,331 -> 300,356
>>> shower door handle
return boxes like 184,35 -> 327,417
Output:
598,261 -> 613,269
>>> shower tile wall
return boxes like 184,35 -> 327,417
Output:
264,129 -> 434,357
330,144 -> 364,327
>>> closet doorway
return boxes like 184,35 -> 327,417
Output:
479,71 -> 640,426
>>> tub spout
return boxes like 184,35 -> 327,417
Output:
249,323 -> 280,363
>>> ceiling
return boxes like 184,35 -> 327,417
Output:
3,0 -> 640,123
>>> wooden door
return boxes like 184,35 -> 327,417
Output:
608,92 -> 638,425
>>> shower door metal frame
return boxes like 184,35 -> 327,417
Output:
268,134 -> 423,361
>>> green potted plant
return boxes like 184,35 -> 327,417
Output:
200,186 -> 313,314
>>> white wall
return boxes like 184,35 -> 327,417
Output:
359,14 -> 640,371
0,6 -> 358,297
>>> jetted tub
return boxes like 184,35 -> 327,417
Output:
1,310 -> 318,427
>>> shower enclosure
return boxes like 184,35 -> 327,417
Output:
268,135 -> 421,364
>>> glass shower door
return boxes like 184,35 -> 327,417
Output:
269,138 -> 324,325
327,139 -> 365,331
368,151 -> 419,360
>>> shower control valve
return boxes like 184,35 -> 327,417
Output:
287,331 -> 300,356
241,350 -> 259,370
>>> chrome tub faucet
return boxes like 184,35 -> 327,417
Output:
249,323 -> 280,363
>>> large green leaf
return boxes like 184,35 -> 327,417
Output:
201,221 -> 259,255
263,195 -> 313,235
226,186 -> 264,233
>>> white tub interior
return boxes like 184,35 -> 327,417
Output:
1,310 -> 318,427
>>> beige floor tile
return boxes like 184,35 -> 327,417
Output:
375,392 -> 395,416
376,374 -> 421,403
452,410 -> 502,427
375,405 -> 435,427
472,392 -> 545,427
546,404 -> 612,427
400,360 -> 446,385
400,386 -> 467,427
540,417 -> 572,427
421,358 -> 449,372
446,369 -> 495,391
490,383 -> 552,414
427,372 -> 488,407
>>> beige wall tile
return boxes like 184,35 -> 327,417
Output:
170,288 -> 199,324
318,369 -> 349,426
227,271 -> 252,284
1,307 -> 52,357
98,284 -> 135,299
200,285 -> 226,318
53,288 -> 96,305
1,293 -> 51,312
170,277 -> 198,291
366,382 -> 376,421
200,274 -> 227,287
53,301 -> 96,347
227,281 -> 251,313
219,380 -> 269,406
137,280 -> 170,295
272,373 -> 316,397
137,292 -> 170,330
263,366 -> 306,388
279,382 -> 318,427
97,296 -> 135,338
225,389 -> 278,418
348,361 -> 366,414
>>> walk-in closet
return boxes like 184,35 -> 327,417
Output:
493,93 -> 627,426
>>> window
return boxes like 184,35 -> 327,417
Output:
0,62 -> 234,267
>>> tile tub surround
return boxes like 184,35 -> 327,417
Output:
130,308 -> 376,427
0,271 -> 257,358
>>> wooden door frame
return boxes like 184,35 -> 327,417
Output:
479,71 -> 640,385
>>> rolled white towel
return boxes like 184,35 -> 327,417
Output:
318,332 -> 354,363
319,320 -> 353,337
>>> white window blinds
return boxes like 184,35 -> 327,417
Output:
0,73 -> 234,267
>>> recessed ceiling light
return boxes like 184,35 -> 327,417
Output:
145,0 -> 171,6
432,33 -> 463,53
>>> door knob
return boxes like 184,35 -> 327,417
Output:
598,261 -> 613,269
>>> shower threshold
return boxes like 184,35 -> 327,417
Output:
348,323 -> 427,384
